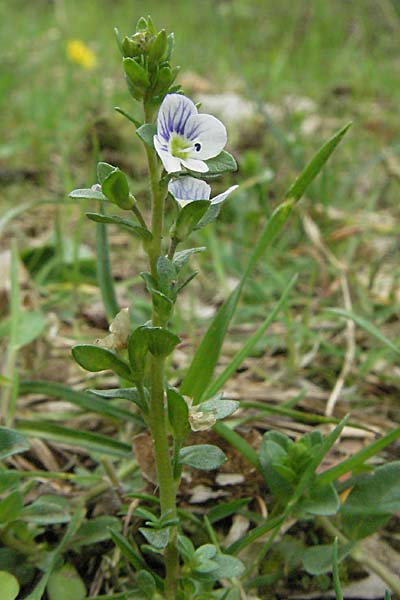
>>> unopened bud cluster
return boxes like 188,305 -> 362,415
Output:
120,16 -> 180,105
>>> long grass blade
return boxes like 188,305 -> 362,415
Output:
204,274 -> 297,399
19,380 -> 143,424
181,123 -> 351,403
326,307 -> 400,357
15,419 -> 131,457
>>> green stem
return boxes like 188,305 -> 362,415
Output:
142,103 -> 179,599
149,354 -> 179,598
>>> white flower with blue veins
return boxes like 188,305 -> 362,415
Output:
168,176 -> 238,207
154,94 -> 227,174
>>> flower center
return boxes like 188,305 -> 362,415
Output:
169,134 -> 192,159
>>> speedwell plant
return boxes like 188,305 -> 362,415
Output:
64,15 -> 400,600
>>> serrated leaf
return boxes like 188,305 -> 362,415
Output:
179,444 -> 226,470
0,427 -> 29,460
86,212 -> 152,241
72,344 -> 132,380
136,123 -> 157,148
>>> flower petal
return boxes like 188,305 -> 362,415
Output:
211,185 -> 239,205
168,177 -> 211,206
184,113 -> 227,160
181,158 -> 209,173
154,136 -> 182,173
157,94 -> 198,143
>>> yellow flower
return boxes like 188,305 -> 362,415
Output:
67,39 -> 96,69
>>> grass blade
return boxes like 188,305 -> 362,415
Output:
19,380 -> 143,424
182,122 -> 351,403
326,307 -> 400,357
204,274 -> 297,399
286,122 -> 352,201
181,199 -> 293,403
15,419 -> 131,457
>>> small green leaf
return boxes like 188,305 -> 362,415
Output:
202,150 -> 238,175
173,247 -> 206,271
195,202 -> 222,230
97,162 -> 116,184
136,570 -> 156,600
69,188 -> 107,201
204,554 -> 245,580
139,526 -> 169,549
0,427 -> 29,460
86,213 -> 152,241
300,482 -> 340,516
22,496 -> 71,525
341,462 -> 400,540
0,311 -> 46,349
286,122 -> 351,201
303,543 -> 354,575
196,398 -> 239,421
72,344 -> 132,380
123,57 -> 150,87
157,256 -> 177,296
128,327 -> 149,377
88,387 -> 148,413
47,564 -> 86,600
139,326 -> 180,357
71,516 -> 121,549
102,169 -> 132,210
0,491 -> 23,523
114,106 -> 142,128
0,571 -> 19,600
148,29 -> 168,64
172,200 -> 210,241
259,431 -> 293,501
136,123 -> 157,147
167,388 -> 189,446
179,444 -> 226,470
